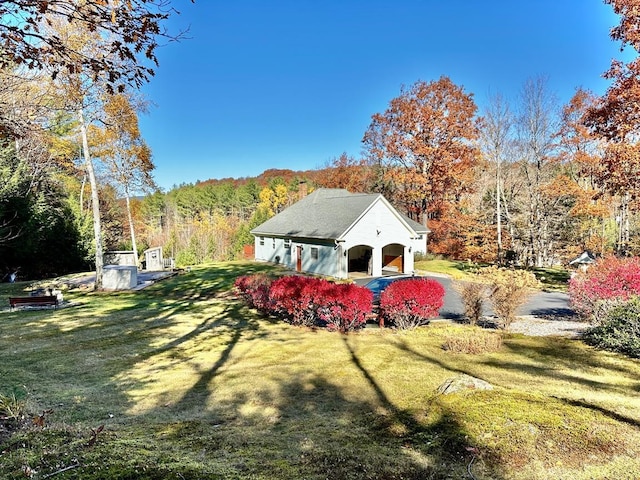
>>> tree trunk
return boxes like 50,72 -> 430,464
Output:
618,193 -> 630,256
496,161 -> 503,264
79,173 -> 86,215
79,107 -> 104,290
124,191 -> 139,266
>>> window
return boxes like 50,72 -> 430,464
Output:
272,238 -> 276,249
284,238 -> 291,250
259,237 -> 264,246
311,247 -> 318,260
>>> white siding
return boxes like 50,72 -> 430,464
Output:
344,200 -> 414,248
254,237 -> 343,278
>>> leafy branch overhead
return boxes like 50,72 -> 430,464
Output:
0,0 -> 192,91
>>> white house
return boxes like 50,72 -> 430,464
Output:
250,188 -> 429,279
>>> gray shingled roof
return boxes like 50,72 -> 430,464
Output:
250,189 -> 428,240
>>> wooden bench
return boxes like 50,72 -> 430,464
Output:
9,296 -> 59,310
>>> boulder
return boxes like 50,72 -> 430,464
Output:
437,374 -> 493,395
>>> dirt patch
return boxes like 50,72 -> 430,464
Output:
507,315 -> 589,338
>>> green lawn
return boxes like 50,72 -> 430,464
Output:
415,258 -> 571,291
1,262 -> 639,479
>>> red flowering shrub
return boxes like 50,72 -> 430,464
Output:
379,278 -> 445,329
568,256 -> 640,322
236,274 -> 373,331
234,274 -> 275,313
316,283 -> 373,333
269,276 -> 331,326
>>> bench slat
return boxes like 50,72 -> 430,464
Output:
9,296 -> 59,309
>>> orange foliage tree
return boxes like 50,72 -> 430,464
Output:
90,93 -> 155,264
556,88 -> 615,256
584,0 -> 640,255
362,76 -> 481,254
0,0 -> 189,92
316,153 -> 377,193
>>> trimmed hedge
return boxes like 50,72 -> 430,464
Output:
234,274 -> 274,312
234,274 -> 373,332
317,282 -> 373,332
269,276 -> 329,326
379,278 -> 445,329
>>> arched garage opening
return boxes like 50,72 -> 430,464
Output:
382,243 -> 405,274
347,244 -> 373,275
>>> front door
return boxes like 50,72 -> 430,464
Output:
296,246 -> 302,272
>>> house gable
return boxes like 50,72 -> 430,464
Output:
340,195 -> 427,246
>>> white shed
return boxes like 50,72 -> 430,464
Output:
250,189 -> 429,279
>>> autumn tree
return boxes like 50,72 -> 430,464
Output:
258,184 -> 291,217
513,77 -> 564,267
317,153 -> 377,193
479,93 -> 515,263
363,76 -> 481,253
584,0 -> 640,255
0,1 -> 186,285
0,0 -> 190,93
38,14 -> 112,288
91,93 -> 155,265
556,88 -> 614,256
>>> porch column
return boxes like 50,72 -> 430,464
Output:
404,245 -> 415,274
337,244 -> 348,279
371,247 -> 382,277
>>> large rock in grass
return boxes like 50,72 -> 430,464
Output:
437,374 -> 493,395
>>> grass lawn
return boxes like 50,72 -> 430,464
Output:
414,258 -> 571,291
1,262 -> 639,479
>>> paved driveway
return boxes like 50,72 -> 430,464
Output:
355,274 -> 574,320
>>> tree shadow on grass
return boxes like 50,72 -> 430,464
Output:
162,358 -> 501,479
378,332 -> 640,472
500,336 -> 640,378
338,336 -> 494,478
388,334 -> 490,382
141,321 -> 504,478
0,264 -> 280,420
560,397 -> 640,429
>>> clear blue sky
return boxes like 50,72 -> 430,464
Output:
139,0 -> 634,191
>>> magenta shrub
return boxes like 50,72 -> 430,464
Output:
379,278 -> 445,329
269,276 -> 331,326
235,274 -> 372,332
568,256 -> 640,321
316,283 -> 373,333
234,274 -> 274,313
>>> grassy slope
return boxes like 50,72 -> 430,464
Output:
0,262 -> 638,479
414,258 -> 571,291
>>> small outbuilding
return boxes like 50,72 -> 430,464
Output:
250,188 -> 429,279
569,251 -> 596,273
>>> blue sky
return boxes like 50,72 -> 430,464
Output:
139,0 -> 634,191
